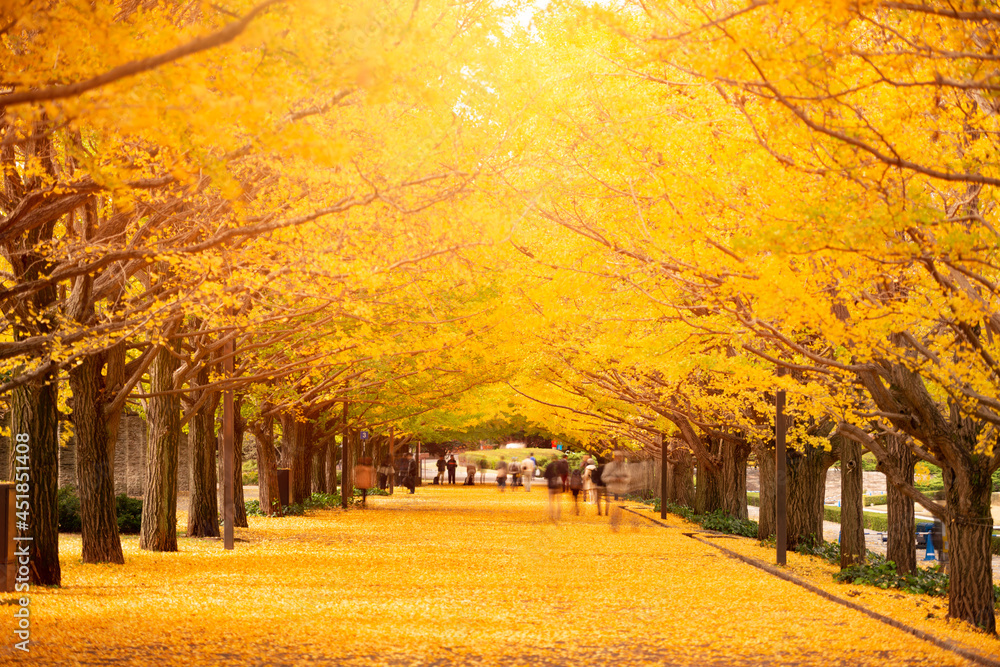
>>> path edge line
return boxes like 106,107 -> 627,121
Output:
620,505 -> 1000,667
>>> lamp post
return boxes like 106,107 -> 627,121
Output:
222,336 -> 234,550
775,369 -> 788,566
660,433 -> 667,520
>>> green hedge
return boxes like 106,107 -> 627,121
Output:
749,492 -> 894,532
823,505 -> 890,533
748,491 -> 888,508
58,486 -> 142,534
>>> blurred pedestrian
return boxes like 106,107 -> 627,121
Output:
376,461 -> 392,490
354,456 -> 375,506
583,461 -> 596,503
405,453 -> 418,494
447,455 -> 458,484
395,453 -> 409,487
520,457 -> 536,491
558,454 -> 570,492
603,451 -> 631,530
509,458 -> 520,488
496,457 -> 509,492
436,455 -> 447,485
592,461 -> 607,516
544,458 -> 564,521
464,460 -> 476,485
569,463 -> 584,514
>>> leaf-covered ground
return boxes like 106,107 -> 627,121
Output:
3,487 -> 999,665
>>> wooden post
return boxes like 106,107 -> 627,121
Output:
388,427 -> 395,495
660,433 -> 667,519
222,337 -> 234,551
416,441 -> 421,486
776,388 -> 787,566
341,399 -> 349,509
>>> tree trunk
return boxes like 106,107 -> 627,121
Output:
281,414 -> 310,505
756,443 -> 776,540
315,443 -> 327,493
140,345 -> 180,551
944,462 -> 996,633
69,354 -> 124,564
885,434 -> 916,574
12,371 -> 61,584
719,440 -> 749,519
839,435 -> 865,568
670,447 -> 695,506
254,417 -> 280,516
0,433 -> 10,481
6,128 -> 60,585
187,371 -> 219,538
693,438 -> 749,518
301,422 -> 314,501
324,442 -> 337,495
785,442 -> 835,550
232,399 -> 247,528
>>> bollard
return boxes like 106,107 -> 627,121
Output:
0,483 -> 15,592
924,533 -> 936,561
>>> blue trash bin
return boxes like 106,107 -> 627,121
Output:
915,522 -> 933,548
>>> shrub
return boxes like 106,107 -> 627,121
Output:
835,557 -> 951,598
356,487 -> 389,497
863,494 -> 888,506
701,509 -> 758,538
58,486 -> 82,533
656,499 -> 758,537
245,500 -> 265,517
115,494 -> 142,534
58,486 -> 142,534
795,534 -> 841,563
242,470 -> 258,485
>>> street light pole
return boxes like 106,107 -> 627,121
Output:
775,384 -> 787,566
222,336 -> 234,551
660,433 -> 667,520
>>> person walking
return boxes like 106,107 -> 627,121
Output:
447,455 -> 458,485
603,451 -> 631,530
354,456 -> 375,507
509,458 -> 520,488
569,464 -> 584,514
520,456 -> 536,491
496,457 -> 509,492
592,461 -> 607,516
544,457 -> 563,521
557,454 -> 570,492
436,455 -> 447,485
376,461 -> 392,490
464,460 -> 477,485
582,459 -> 596,503
405,453 -> 418,494
395,453 -> 409,487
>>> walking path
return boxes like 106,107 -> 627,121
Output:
16,486 -> 1000,665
